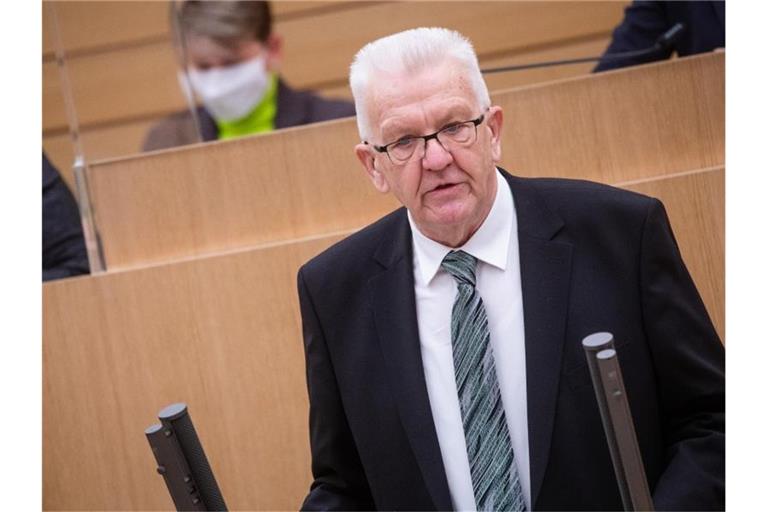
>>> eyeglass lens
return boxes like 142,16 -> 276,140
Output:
388,121 -> 477,163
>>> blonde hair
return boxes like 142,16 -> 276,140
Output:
172,1 -> 272,48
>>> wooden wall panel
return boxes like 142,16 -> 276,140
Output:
277,1 -> 625,89
500,52 -> 724,183
43,2 -> 625,133
42,1 -> 347,57
42,1 -> 364,131
42,167 -> 723,510
480,37 -> 611,94
43,42 -> 183,132
88,117 -> 396,270
320,35 -> 612,99
621,167 -> 725,341
42,1 -> 626,167
86,54 -> 724,271
43,119 -> 155,194
43,35 -> 612,177
43,233 -> 347,511
271,1 -> 345,17
42,1 -> 169,57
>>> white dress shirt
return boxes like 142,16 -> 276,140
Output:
408,169 -> 530,511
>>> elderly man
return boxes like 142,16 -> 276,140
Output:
298,28 -> 724,511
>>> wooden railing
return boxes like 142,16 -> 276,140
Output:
81,54 -> 723,272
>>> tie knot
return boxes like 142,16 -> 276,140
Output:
441,250 -> 477,286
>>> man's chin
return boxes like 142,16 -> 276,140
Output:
420,202 -> 476,232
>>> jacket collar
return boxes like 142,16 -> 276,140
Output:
369,212 -> 453,510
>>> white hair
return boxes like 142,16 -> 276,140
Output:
349,27 -> 491,141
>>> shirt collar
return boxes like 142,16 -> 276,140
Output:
409,169 -> 513,285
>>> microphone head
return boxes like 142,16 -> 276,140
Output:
658,22 -> 686,49
158,402 -> 188,421
582,331 -> 614,351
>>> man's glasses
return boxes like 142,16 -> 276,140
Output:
366,112 -> 486,165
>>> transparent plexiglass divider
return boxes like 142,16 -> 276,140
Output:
45,1 -> 105,273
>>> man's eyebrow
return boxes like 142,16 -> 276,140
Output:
381,122 -> 418,141
436,108 -> 474,127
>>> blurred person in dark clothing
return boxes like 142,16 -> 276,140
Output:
594,0 -> 725,72
43,153 -> 89,281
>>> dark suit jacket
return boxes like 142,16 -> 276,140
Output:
142,78 -> 355,151
298,170 -> 724,510
43,152 -> 89,281
594,0 -> 725,72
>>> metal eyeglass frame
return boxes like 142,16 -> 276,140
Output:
365,112 -> 486,164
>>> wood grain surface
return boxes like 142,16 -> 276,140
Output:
84,54 -> 723,271
44,2 -> 625,131
43,1 -> 626,169
43,34 -> 613,178
42,1 -> 348,57
43,233 -> 347,511
43,118 -> 156,194
499,53 -> 725,182
88,116 -> 397,270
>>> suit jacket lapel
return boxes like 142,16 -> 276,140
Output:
369,209 -> 452,510
503,172 -> 573,508
368,211 -> 453,511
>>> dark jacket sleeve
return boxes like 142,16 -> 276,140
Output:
594,1 -> 725,73
42,153 -> 89,281
141,107 -> 214,152
639,199 -> 725,510
275,79 -> 355,130
304,94 -> 356,124
298,267 -> 375,511
594,1 -> 674,72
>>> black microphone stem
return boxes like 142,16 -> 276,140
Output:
481,22 -> 685,75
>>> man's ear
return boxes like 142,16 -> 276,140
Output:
355,143 -> 390,194
486,105 -> 504,163
264,33 -> 283,72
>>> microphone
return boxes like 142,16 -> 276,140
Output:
582,333 -> 654,511
145,403 -> 228,511
481,22 -> 685,74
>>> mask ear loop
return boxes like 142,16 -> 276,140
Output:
170,0 -> 203,144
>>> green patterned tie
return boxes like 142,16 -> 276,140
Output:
441,250 -> 526,511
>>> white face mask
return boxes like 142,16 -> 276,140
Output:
185,54 -> 270,122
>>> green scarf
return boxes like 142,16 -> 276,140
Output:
217,73 -> 278,140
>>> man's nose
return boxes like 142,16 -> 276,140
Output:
421,137 -> 453,171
